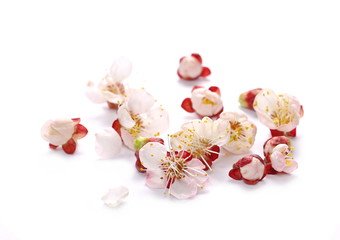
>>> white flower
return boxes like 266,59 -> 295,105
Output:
253,89 -> 303,134
219,112 -> 257,154
101,186 -> 129,207
117,89 -> 169,149
95,128 -> 122,159
139,142 -> 208,199
41,118 -> 78,146
86,57 -> 132,106
182,86 -> 223,117
170,117 -> 230,170
270,144 -> 298,173
177,54 -> 211,80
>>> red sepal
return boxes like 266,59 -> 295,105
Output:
191,85 -> 204,92
265,163 -> 278,175
286,128 -> 296,137
62,138 -> 77,154
147,138 -> 165,145
229,168 -> 242,180
243,178 -> 260,185
202,159 -> 213,171
107,102 -> 119,110
135,151 -> 147,173
270,128 -> 296,137
112,119 -> 121,136
72,118 -> 81,124
205,145 -> 220,162
49,143 -> 58,149
208,86 -> 221,96
73,124 -> 88,140
191,53 -> 202,64
246,88 -> 262,110
176,151 -> 192,162
200,67 -> 211,77
181,98 -> 195,113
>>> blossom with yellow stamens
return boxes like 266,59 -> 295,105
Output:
253,89 -> 303,137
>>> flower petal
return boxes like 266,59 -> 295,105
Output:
117,105 -> 136,129
109,57 -> 132,82
139,142 -> 167,170
126,89 -> 155,114
101,186 -> 129,207
140,106 -> 169,137
95,128 -> 122,158
145,170 -> 166,189
85,81 -> 107,103
169,177 -> 197,200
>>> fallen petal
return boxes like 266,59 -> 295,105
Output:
102,186 -> 129,207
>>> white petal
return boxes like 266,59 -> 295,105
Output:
139,142 -> 167,170
120,128 -> 135,150
186,159 -> 209,186
41,119 -> 75,145
219,111 -> 248,122
85,81 -> 107,103
240,157 -> 265,180
170,177 -> 197,200
95,128 -> 122,158
145,170 -> 167,189
101,186 -> 129,208
117,105 -> 136,129
270,151 -> 286,172
109,57 -> 132,82
253,89 -> 278,129
126,89 -> 155,114
140,106 -> 169,137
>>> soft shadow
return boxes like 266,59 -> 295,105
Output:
265,173 -> 298,186
238,106 -> 257,119
177,77 -> 210,88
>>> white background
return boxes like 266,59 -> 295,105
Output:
1,0 -> 340,239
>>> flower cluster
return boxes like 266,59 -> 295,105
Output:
41,54 -> 303,202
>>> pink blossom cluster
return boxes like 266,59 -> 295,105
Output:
41,54 -> 303,202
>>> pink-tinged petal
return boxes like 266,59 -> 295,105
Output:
283,160 -> 298,173
200,67 -> 211,77
62,138 -> 77,154
179,56 -> 185,63
181,98 -> 195,113
73,124 -> 88,140
178,56 -> 202,80
109,57 -> 132,82
120,128 -> 135,150
117,105 -> 135,129
208,86 -> 221,96
191,53 -> 202,64
112,119 -> 121,136
95,128 -> 122,159
145,170 -> 166,189
186,158 -> 206,171
239,156 -> 265,181
126,89 -> 155,114
85,81 -> 107,104
270,151 -> 286,172
140,106 -> 169,137
169,177 -> 197,200
139,142 -> 167,170
186,158 -> 209,186
41,119 -> 77,146
229,168 -> 242,180
101,186 -> 129,208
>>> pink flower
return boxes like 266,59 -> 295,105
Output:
133,136 -> 165,173
170,117 -> 230,170
113,89 -> 169,149
253,89 -> 304,137
229,155 -> 266,185
86,57 -> 132,109
177,53 -> 211,80
263,136 -> 297,174
219,112 -> 257,154
41,118 -> 88,154
181,86 -> 223,118
139,142 -> 209,199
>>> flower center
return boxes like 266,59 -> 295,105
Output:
128,114 -> 144,137
271,96 -> 295,126
105,82 -> 125,96
201,97 -> 216,105
162,157 -> 187,180
229,121 -> 243,141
